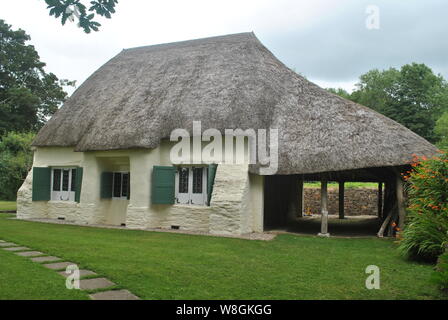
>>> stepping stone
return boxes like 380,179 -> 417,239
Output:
16,251 -> 44,257
89,289 -> 140,300
3,246 -> 30,251
0,242 -> 17,247
58,269 -> 97,278
79,278 -> 115,290
43,262 -> 76,270
31,256 -> 61,263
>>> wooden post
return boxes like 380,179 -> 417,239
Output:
377,179 -> 398,237
396,175 -> 406,230
377,203 -> 396,238
381,182 -> 390,222
318,179 -> 330,237
298,177 -> 304,218
377,182 -> 383,219
338,181 -> 345,219
287,176 -> 299,222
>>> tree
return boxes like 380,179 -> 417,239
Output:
326,87 -> 351,100
0,19 -> 74,136
0,132 -> 35,200
435,111 -> 448,150
350,68 -> 401,116
44,0 -> 118,33
329,63 -> 448,143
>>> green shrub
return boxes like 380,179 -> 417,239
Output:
398,152 -> 448,261
0,132 -> 34,201
432,250 -> 448,294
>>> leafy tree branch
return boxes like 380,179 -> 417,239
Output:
44,0 -> 118,33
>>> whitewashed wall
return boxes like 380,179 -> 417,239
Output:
17,141 -> 264,235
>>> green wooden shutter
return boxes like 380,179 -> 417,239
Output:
74,167 -> 83,203
32,167 -> 51,201
152,166 -> 175,204
207,164 -> 218,206
100,172 -> 113,199
127,173 -> 130,200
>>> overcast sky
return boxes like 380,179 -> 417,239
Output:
1,0 -> 447,95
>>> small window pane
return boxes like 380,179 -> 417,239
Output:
113,172 -> 122,198
178,167 -> 189,193
193,167 -> 203,194
122,173 -> 129,197
53,169 -> 61,191
71,169 -> 77,192
62,170 -> 69,191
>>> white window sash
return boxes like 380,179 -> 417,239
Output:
112,171 -> 129,200
175,166 -> 208,206
51,167 -> 76,201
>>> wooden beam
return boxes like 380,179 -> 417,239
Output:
287,176 -> 299,222
381,182 -> 390,221
338,181 -> 345,219
378,179 -> 398,237
378,182 -> 383,219
396,175 -> 406,230
298,177 -> 304,218
377,203 -> 397,238
318,179 -> 330,237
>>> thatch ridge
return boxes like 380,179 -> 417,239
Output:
33,32 -> 438,175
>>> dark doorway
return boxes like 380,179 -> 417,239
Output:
263,175 -> 295,230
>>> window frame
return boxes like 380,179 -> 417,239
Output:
50,167 -> 77,201
111,171 -> 130,200
174,165 -> 208,206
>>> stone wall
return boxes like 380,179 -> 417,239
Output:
303,187 -> 379,216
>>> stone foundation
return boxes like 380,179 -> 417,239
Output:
303,187 -> 379,216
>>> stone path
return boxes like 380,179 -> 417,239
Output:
0,242 -> 17,247
4,246 -> 30,251
31,256 -> 60,263
16,251 -> 44,257
89,289 -> 140,300
59,269 -> 97,278
0,239 -> 140,300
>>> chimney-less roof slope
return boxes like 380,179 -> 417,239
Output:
33,32 -> 438,174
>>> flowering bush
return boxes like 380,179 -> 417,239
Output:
398,152 -> 448,261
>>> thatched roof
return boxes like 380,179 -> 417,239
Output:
33,32 -> 438,175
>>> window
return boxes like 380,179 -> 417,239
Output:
178,167 -> 189,193
51,168 -> 76,201
175,166 -> 208,205
192,167 -> 203,194
112,172 -> 130,199
71,169 -> 77,192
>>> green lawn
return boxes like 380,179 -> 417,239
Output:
0,249 -> 89,300
0,214 -> 445,300
0,201 -> 16,211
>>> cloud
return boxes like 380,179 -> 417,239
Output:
262,0 -> 448,85
1,0 -> 447,94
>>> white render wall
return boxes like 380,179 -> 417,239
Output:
17,141 -> 265,235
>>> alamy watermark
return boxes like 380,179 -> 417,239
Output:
170,121 -> 279,175
65,264 -> 80,290
365,5 -> 380,30
365,265 -> 380,289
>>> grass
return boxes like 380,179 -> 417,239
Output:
304,182 -> 379,188
0,214 -> 445,300
0,249 -> 89,300
0,201 -> 16,211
